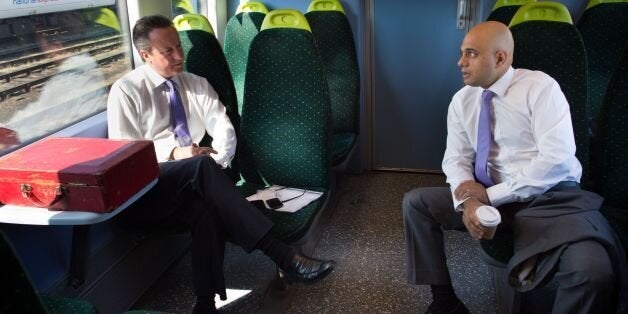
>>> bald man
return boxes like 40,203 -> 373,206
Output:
403,22 -> 625,313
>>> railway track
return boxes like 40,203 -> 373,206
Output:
0,40 -> 127,102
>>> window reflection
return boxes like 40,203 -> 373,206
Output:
0,5 -> 131,154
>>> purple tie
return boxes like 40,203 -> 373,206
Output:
475,89 -> 495,187
165,79 -> 193,146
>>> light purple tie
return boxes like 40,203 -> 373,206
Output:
165,79 -> 193,146
475,89 -> 495,187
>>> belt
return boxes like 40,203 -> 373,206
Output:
548,181 -> 580,192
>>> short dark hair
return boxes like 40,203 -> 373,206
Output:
132,15 -> 173,54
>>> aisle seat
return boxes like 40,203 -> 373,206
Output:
305,0 -> 360,166
237,9 -> 332,242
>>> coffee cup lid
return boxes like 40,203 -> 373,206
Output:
476,206 -> 501,226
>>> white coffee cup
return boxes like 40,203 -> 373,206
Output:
476,205 -> 501,240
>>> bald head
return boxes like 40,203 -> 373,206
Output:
468,21 -> 514,64
457,21 -> 514,88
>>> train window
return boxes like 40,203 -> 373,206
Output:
0,1 -> 130,155
173,0 -> 200,16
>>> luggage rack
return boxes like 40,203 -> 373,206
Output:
0,178 -> 157,287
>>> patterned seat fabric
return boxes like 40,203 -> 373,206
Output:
510,21 -> 590,186
238,10 -> 331,240
224,3 -> 267,114
305,2 -> 360,164
576,2 -> 628,138
593,45 -> 628,250
175,14 -> 240,179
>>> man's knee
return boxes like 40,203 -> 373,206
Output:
402,188 -> 429,220
558,241 -> 615,292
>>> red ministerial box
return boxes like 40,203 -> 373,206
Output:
0,137 -> 159,213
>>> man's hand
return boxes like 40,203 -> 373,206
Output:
172,144 -> 217,160
455,180 -> 490,204
462,198 -> 490,240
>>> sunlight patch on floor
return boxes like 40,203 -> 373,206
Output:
215,289 -> 252,309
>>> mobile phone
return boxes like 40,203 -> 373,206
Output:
265,198 -> 283,210
250,200 -> 266,210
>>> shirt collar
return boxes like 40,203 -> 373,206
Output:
486,66 -> 514,97
141,64 -> 181,89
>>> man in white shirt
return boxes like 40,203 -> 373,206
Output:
403,21 -> 625,314
107,15 -> 335,313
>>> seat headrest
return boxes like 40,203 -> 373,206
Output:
237,1 -> 269,14
492,0 -> 537,11
173,13 -> 215,34
261,9 -> 311,32
509,2 -> 573,27
307,0 -> 345,14
586,0 -> 628,10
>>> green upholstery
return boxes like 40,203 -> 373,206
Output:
306,0 -> 360,165
0,230 -> 97,313
481,8 -> 591,311
238,10 -> 331,241
174,14 -> 240,179
593,45 -> 628,243
486,0 -> 536,25
224,2 -> 268,114
509,10 -> 590,187
576,2 -> 628,137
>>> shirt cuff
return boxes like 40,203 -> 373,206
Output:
486,182 -> 514,207
452,191 -> 468,212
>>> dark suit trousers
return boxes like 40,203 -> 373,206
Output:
402,186 -> 615,313
117,156 -> 273,299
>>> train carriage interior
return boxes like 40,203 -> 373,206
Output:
1,0 -> 627,313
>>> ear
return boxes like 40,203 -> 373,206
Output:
139,49 -> 151,62
495,50 -> 507,67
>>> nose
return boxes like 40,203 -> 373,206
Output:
173,47 -> 184,61
457,55 -> 465,68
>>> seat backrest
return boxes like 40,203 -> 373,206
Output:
239,9 -> 331,188
576,0 -> 628,137
224,2 -> 268,114
509,2 -> 590,185
173,14 -> 240,177
486,0 -> 537,25
305,0 -> 360,135
591,44 -> 628,207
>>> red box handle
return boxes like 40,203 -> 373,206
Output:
20,184 -> 64,207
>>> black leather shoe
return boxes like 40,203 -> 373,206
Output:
278,253 -> 336,283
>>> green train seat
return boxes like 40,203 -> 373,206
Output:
305,0 -> 360,167
509,2 -> 590,185
486,0 -> 537,25
224,1 -> 268,114
594,44 -> 628,256
480,3 -> 589,313
173,14 -> 240,179
576,0 -> 628,138
238,9 -> 332,242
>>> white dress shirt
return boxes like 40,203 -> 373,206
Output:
107,64 -> 236,167
442,67 -> 582,210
